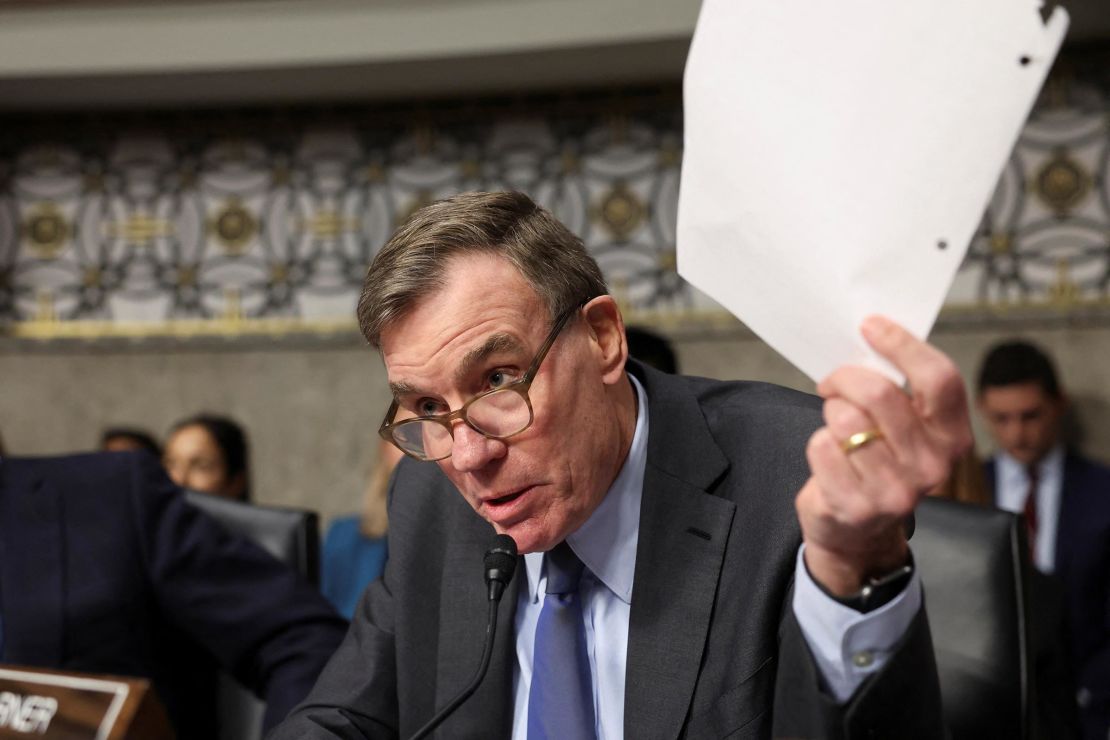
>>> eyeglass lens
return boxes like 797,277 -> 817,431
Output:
391,387 -> 533,459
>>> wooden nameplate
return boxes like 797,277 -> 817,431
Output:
0,665 -> 172,739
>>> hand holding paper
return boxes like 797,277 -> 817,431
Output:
676,0 -> 1066,592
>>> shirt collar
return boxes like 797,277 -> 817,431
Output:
997,443 -> 1065,486
524,373 -> 649,605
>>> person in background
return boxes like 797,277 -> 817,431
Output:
101,426 -> 162,458
977,339 -> 1110,740
624,325 -> 678,374
164,413 -> 250,502
0,450 -> 348,737
320,438 -> 401,618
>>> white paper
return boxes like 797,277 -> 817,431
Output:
677,0 -> 1067,382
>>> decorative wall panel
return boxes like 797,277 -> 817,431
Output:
1,81 -> 1108,342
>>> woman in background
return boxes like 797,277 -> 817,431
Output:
163,413 -> 251,502
321,438 -> 400,618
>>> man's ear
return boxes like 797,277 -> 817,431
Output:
582,296 -> 627,386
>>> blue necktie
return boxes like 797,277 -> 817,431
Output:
527,542 -> 595,739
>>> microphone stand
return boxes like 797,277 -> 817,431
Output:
407,600 -> 500,740
407,535 -> 516,740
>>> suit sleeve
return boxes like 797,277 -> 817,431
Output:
122,453 -> 349,731
773,578 -> 946,739
267,465 -> 410,739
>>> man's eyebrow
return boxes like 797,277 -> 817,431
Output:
386,333 -> 524,400
455,332 -> 524,385
388,380 -> 419,398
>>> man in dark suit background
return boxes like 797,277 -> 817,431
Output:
0,450 -> 348,738
275,191 -> 972,738
978,340 -> 1110,740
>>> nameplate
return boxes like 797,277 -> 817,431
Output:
0,666 -> 170,739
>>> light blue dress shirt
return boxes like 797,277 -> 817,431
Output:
993,444 -> 1064,573
509,375 -> 922,738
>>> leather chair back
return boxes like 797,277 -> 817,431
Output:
184,491 -> 321,740
914,496 -> 1031,740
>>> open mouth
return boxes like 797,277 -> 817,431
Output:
487,489 -> 527,506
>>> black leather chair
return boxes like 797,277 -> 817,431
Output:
914,497 -> 1032,740
184,491 -> 322,740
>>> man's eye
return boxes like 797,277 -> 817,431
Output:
418,399 -> 443,416
488,370 -> 517,389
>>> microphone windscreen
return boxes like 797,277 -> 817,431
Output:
484,534 -> 518,585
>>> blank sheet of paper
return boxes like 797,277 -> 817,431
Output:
677,0 -> 1068,382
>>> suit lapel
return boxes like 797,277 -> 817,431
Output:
624,364 -> 734,739
433,506 -> 519,738
0,459 -> 64,667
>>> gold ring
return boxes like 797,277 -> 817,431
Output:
842,429 -> 884,454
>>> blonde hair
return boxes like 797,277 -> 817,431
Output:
359,439 -> 402,538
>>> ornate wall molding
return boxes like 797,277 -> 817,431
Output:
2,78 -> 1108,343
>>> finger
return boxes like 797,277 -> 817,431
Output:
857,315 -> 970,431
820,374 -> 918,454
806,428 -> 915,527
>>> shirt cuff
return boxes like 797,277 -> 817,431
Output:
790,544 -> 922,704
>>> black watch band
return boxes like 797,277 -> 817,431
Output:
809,553 -> 916,614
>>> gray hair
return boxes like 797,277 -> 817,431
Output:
357,191 -> 608,346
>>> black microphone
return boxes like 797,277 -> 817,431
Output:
408,534 -> 518,740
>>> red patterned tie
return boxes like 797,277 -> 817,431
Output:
1023,463 -> 1039,561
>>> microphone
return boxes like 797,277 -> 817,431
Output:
408,534 -> 518,740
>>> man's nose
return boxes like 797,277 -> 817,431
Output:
449,423 -> 506,472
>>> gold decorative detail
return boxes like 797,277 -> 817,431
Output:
1047,257 -> 1080,308
22,203 -> 70,259
179,165 -> 198,189
658,142 -> 681,168
460,158 -> 482,179
270,263 -> 289,284
5,316 -> 358,341
302,210 -> 359,239
82,172 -> 106,194
1033,150 -> 1091,215
413,125 -> 435,156
560,148 -> 580,175
595,182 -> 646,241
176,265 -> 197,288
272,164 -> 292,186
364,163 -> 387,183
222,287 -> 243,321
397,191 -> 435,224
658,250 -> 677,271
104,213 -> 173,243
82,267 -> 102,288
34,290 -> 56,322
209,199 -> 256,254
609,114 -> 629,144
989,234 -> 1012,255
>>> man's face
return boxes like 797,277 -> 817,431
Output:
379,252 -> 631,553
978,382 -> 1063,466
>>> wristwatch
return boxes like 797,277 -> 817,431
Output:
830,558 -> 915,613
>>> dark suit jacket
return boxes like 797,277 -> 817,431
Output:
986,452 -> 1110,739
0,451 -> 349,739
274,362 -> 942,739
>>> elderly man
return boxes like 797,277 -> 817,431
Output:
275,191 -> 970,739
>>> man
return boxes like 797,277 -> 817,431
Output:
275,191 -> 971,738
0,449 -> 348,738
978,340 -> 1110,740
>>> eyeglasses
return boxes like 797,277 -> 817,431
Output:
378,302 -> 584,461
